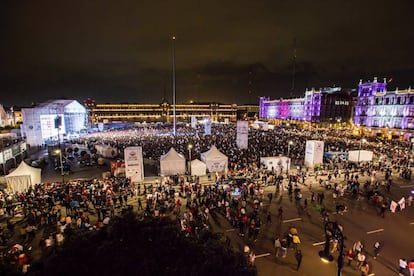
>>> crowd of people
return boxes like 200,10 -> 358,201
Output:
0,123 -> 413,274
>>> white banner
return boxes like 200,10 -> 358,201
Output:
236,120 -> 249,149
304,140 -> 324,167
124,146 -> 144,182
208,160 -> 227,172
204,118 -> 211,135
191,116 -> 197,128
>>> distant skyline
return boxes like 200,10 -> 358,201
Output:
1,0 -> 414,107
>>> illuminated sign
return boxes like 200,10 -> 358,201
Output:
40,114 -> 66,139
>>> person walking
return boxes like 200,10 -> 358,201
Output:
373,240 -> 381,259
280,238 -> 287,258
295,249 -> 303,270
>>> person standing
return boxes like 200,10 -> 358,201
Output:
360,261 -> 369,276
295,249 -> 303,270
274,237 -> 281,257
400,258 -> 408,275
138,198 -> 143,210
408,259 -> 414,276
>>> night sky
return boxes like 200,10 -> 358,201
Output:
1,0 -> 413,107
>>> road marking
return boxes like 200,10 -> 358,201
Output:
409,222 -> 414,225
366,228 -> 384,234
225,229 -> 235,232
313,241 -> 326,246
283,218 -> 302,223
400,185 -> 414,188
255,253 -> 271,258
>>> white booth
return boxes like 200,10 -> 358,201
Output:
304,140 -> 324,167
5,162 -> 42,192
200,145 -> 228,173
190,159 -> 207,176
160,148 -> 186,176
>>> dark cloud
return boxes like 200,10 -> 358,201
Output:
0,0 -> 413,106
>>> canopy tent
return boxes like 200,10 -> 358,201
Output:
160,148 -> 186,176
200,145 -> 228,172
190,159 -> 207,176
5,161 -> 41,192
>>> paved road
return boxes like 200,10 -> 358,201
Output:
21,148 -> 414,275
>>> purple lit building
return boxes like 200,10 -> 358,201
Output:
259,87 -> 354,124
354,78 -> 414,130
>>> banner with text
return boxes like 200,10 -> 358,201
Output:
204,118 -> 211,135
236,120 -> 249,149
191,116 -> 197,128
124,146 -> 144,182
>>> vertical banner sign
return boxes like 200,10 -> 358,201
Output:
191,116 -> 197,128
124,146 -> 144,182
304,140 -> 324,167
204,117 -> 211,135
236,120 -> 249,149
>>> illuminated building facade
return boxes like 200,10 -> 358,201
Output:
259,87 -> 354,124
354,78 -> 414,130
21,99 -> 88,146
89,101 -> 238,124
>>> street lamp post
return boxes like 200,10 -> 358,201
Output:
56,149 -> 65,183
188,144 -> 193,176
287,140 -> 293,173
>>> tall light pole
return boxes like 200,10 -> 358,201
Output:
56,149 -> 64,183
287,140 -> 293,173
357,138 -> 367,166
172,35 -> 177,136
188,144 -> 193,176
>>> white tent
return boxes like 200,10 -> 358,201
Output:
190,159 -> 207,176
5,162 -> 41,192
200,145 -> 228,172
160,148 -> 186,176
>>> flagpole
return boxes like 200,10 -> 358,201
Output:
172,35 -> 177,136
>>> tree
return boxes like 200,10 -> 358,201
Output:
33,213 -> 256,276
